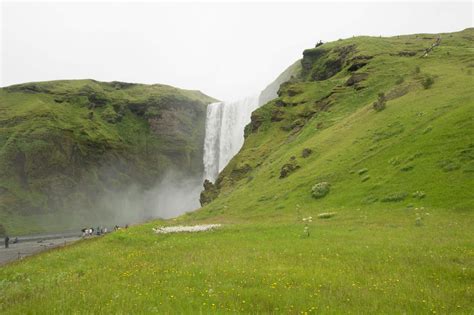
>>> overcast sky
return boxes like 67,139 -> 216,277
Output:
1,1 -> 472,100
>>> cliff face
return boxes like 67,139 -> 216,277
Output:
0,80 -> 216,234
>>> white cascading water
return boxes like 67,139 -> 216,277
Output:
203,96 -> 259,182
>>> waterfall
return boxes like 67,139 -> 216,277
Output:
203,96 -> 259,182
203,102 -> 224,182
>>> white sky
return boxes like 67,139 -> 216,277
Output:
1,1 -> 472,100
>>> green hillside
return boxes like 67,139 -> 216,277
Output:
0,80 -> 216,234
199,27 -> 474,219
0,29 -> 473,314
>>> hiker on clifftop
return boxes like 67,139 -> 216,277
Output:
4,236 -> 9,248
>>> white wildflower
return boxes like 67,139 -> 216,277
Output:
153,224 -> 221,234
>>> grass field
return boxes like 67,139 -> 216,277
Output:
1,208 -> 472,314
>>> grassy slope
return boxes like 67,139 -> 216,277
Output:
0,29 -> 473,314
0,80 -> 216,234
199,29 -> 474,219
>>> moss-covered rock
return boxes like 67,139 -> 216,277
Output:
199,180 -> 219,206
244,110 -> 265,137
280,161 -> 300,178
311,182 -> 330,199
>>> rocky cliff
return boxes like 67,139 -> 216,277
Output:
0,79 -> 216,234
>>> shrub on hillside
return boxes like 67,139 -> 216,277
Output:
301,148 -> 313,158
311,182 -> 330,199
422,76 -> 434,89
400,164 -> 415,172
101,106 -> 121,123
395,76 -> 405,85
381,192 -> 408,202
362,195 -> 378,204
439,160 -> 460,172
372,92 -> 386,111
412,191 -> 426,199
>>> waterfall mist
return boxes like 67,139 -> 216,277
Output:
79,170 -> 203,228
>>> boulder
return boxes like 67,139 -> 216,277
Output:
311,182 -> 330,199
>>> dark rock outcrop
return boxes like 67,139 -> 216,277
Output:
302,44 -> 357,82
311,58 -> 344,81
244,111 -> 265,137
345,73 -> 369,87
280,161 -> 300,178
348,62 -> 368,72
271,108 -> 285,122
200,180 -> 219,206
302,148 -> 313,158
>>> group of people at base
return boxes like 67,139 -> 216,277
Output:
2,224 -> 130,248
81,224 -> 128,237
81,226 -> 108,237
